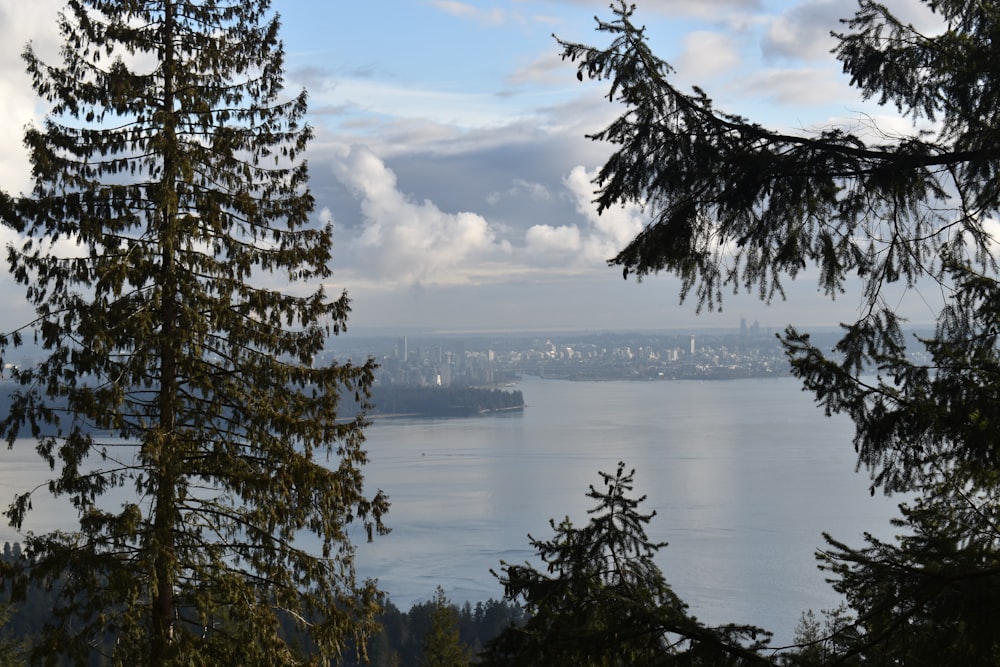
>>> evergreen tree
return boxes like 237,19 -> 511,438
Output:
420,587 -> 470,667
558,0 -> 1000,494
0,1 -> 387,664
481,462 -> 770,666
784,606 -> 858,667
812,481 -> 1000,665
0,602 -> 25,667
558,0 -> 1000,662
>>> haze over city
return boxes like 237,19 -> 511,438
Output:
0,0 -> 943,333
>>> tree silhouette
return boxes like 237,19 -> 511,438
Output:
482,463 -> 770,666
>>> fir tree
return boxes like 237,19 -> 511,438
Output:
0,1 -> 387,664
814,481 -> 1000,665
558,1 -> 1000,661
420,587 -> 470,667
481,462 -> 770,666
558,0 -> 1000,494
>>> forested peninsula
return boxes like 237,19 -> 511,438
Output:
362,386 -> 525,419
0,382 -> 525,425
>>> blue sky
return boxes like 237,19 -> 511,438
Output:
0,0 -> 942,334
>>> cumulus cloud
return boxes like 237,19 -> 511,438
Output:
564,166 -> 645,248
525,224 -> 582,255
0,0 -> 62,195
524,166 -> 646,266
331,145 -> 512,285
324,145 -> 647,286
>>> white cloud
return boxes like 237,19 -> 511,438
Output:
674,31 -> 742,81
331,145 -> 512,285
507,53 -> 574,86
325,146 -> 648,285
319,78 -> 525,129
0,0 -> 62,195
564,165 -> 645,249
525,224 -> 582,254
523,166 -> 646,267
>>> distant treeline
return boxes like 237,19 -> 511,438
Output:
344,596 -> 526,666
1,542 -> 523,666
357,386 -> 525,418
0,381 -> 525,430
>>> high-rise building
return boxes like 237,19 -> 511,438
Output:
397,336 -> 408,363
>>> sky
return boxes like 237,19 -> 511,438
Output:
0,0 -> 944,335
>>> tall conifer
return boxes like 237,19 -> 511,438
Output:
0,1 -> 387,664
559,0 -> 1000,660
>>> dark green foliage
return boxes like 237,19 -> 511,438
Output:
306,595 -> 525,667
0,557 -> 524,667
0,542 -> 28,667
810,482 -> 1000,666
560,0 -> 1000,320
783,271 -> 1000,494
560,1 -> 1000,664
0,1 -> 387,664
784,606 -> 858,667
481,463 -> 771,666
558,0 -> 1000,494
0,602 -> 25,667
420,587 -> 471,667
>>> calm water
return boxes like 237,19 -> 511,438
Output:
352,376 -> 900,644
0,376 -> 901,644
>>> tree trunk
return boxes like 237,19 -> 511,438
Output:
151,1 -> 179,664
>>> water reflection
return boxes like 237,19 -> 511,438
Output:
0,376 -> 899,644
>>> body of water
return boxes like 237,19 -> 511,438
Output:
353,375 -> 900,644
0,375 -> 902,645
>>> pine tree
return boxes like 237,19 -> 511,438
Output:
481,462 -> 770,666
0,1 -> 387,664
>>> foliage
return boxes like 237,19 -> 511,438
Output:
783,606 -> 858,667
481,462 -> 771,666
0,1 -> 387,665
2,546 -> 522,667
558,0 -> 1000,662
419,587 -> 471,667
810,481 -> 1000,666
0,603 -> 25,667
557,0 -> 1000,494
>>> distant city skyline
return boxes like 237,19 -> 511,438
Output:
0,1 -> 942,333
